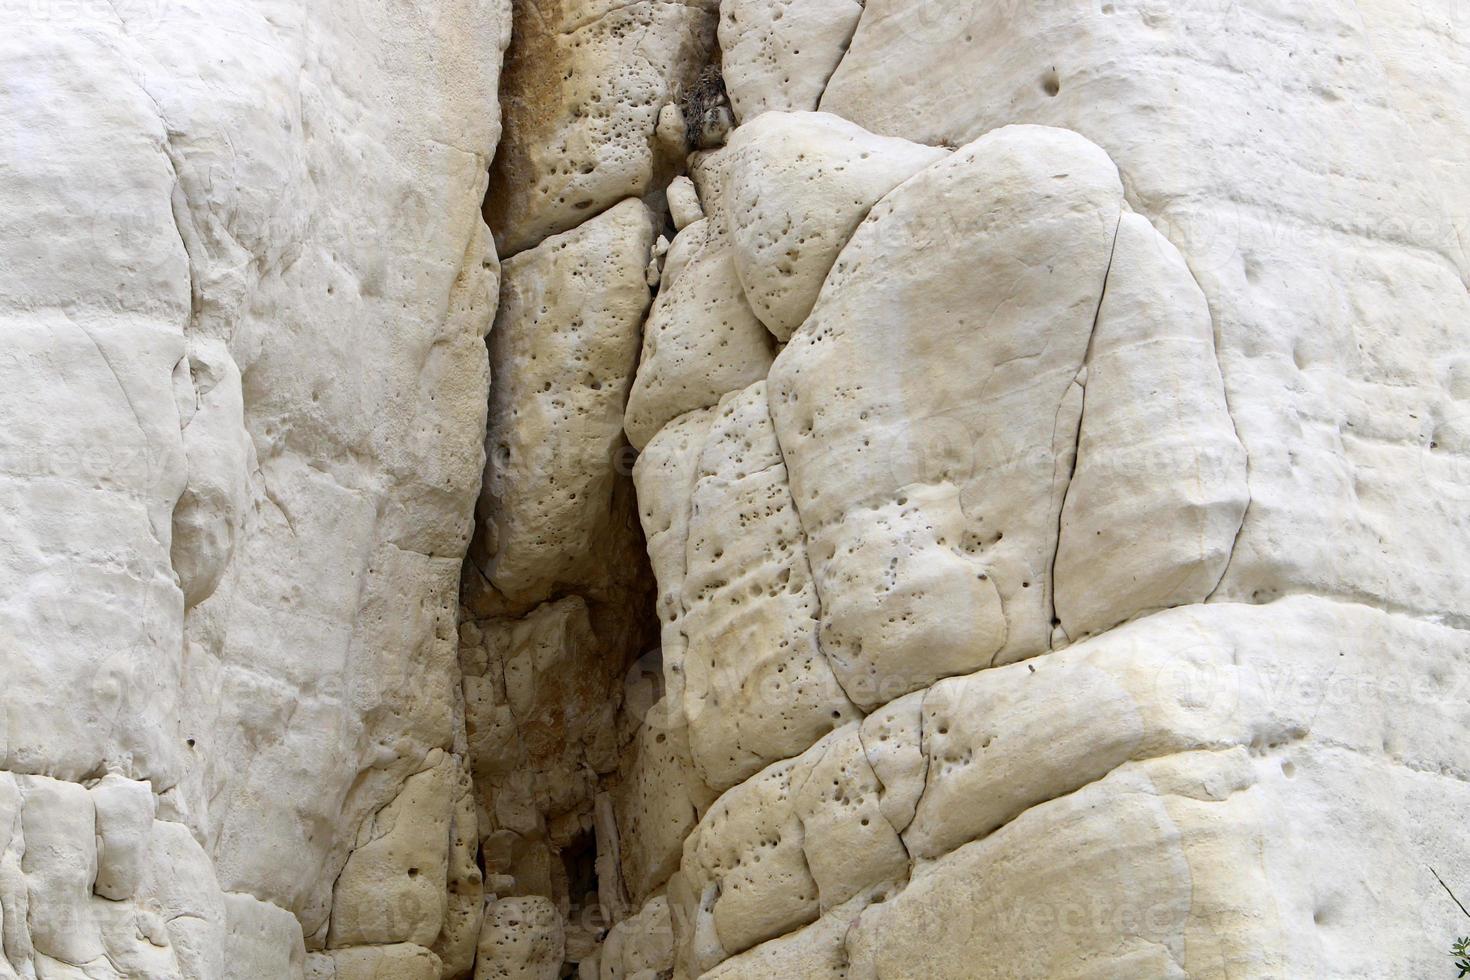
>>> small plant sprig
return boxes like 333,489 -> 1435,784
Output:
1432,867 -> 1470,976
1451,937 -> 1470,978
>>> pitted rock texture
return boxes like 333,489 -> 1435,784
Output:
1,0 -> 509,974
723,111 -> 947,341
623,215 -> 775,451
717,0 -> 863,123
6,0 -> 1469,978
485,0 -> 718,257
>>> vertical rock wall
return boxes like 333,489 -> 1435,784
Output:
478,1 -> 1470,977
4,0 -> 1468,978
0,0 -> 510,976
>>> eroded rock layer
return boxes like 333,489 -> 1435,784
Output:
4,0 -> 1468,978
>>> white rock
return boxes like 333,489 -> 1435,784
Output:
679,383 -> 859,791
89,774 -> 156,902
623,219 -> 775,450
666,177 -> 704,231
674,760 -> 816,968
724,111 -> 947,341
598,895 -> 674,980
790,726 -> 908,910
309,943 -> 442,980
820,0 -> 1470,631
19,777 -> 100,965
718,0 -> 865,123
768,124 -> 1124,704
0,0 -> 514,962
327,754 -> 453,948
472,198 -> 655,611
224,892 -> 307,980
1053,212 -> 1249,640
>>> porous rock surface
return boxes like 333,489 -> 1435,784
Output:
4,0 -> 1467,978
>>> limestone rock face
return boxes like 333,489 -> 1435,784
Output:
679,382 -> 859,791
723,111 -> 947,341
7,0 -> 1469,978
1053,212 -> 1249,641
769,124 -> 1124,695
623,217 -> 775,450
471,198 -> 656,613
717,0 -> 864,123
1,0 -> 510,974
474,897 -> 563,980
486,0 -> 718,256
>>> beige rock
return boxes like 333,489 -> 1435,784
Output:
679,383 -> 858,790
768,124 -> 1124,704
487,0 -> 718,256
616,409 -> 722,904
718,0 -> 865,123
623,219 -> 775,450
327,753 -> 452,949
461,598 -> 620,882
7,1 -> 1470,979
857,693 -> 926,836
790,726 -> 908,910
701,887 -> 878,980
225,892 -> 308,980
820,0 -> 1470,632
666,596 -> 1470,976
433,756 -> 485,979
656,103 -> 690,162
599,895 -> 674,980
308,943 -> 442,980
472,198 -> 656,611
666,177 -> 704,231
846,756 -> 1204,980
611,700 -> 710,908
724,111 -> 946,340
675,760 -> 816,970
635,407 -> 719,674
1054,212 -> 1249,640
476,897 -> 565,980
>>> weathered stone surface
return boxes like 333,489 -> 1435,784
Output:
486,0 -> 718,256
680,382 -> 859,790
613,409 -> 723,906
718,0 -> 864,123
90,773 -> 156,901
623,218 -> 776,450
598,894 -> 674,980
768,124 -> 1124,702
328,753 -> 454,949
461,598 -> 621,901
472,198 -> 656,613
821,0 -> 1470,630
7,0 -> 1469,978
309,943 -> 443,980
1054,212 -> 1249,641
669,596 -> 1470,975
475,897 -> 564,980
724,111 -> 946,340
0,0 -> 510,972
666,176 -> 704,231
701,887 -> 875,980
